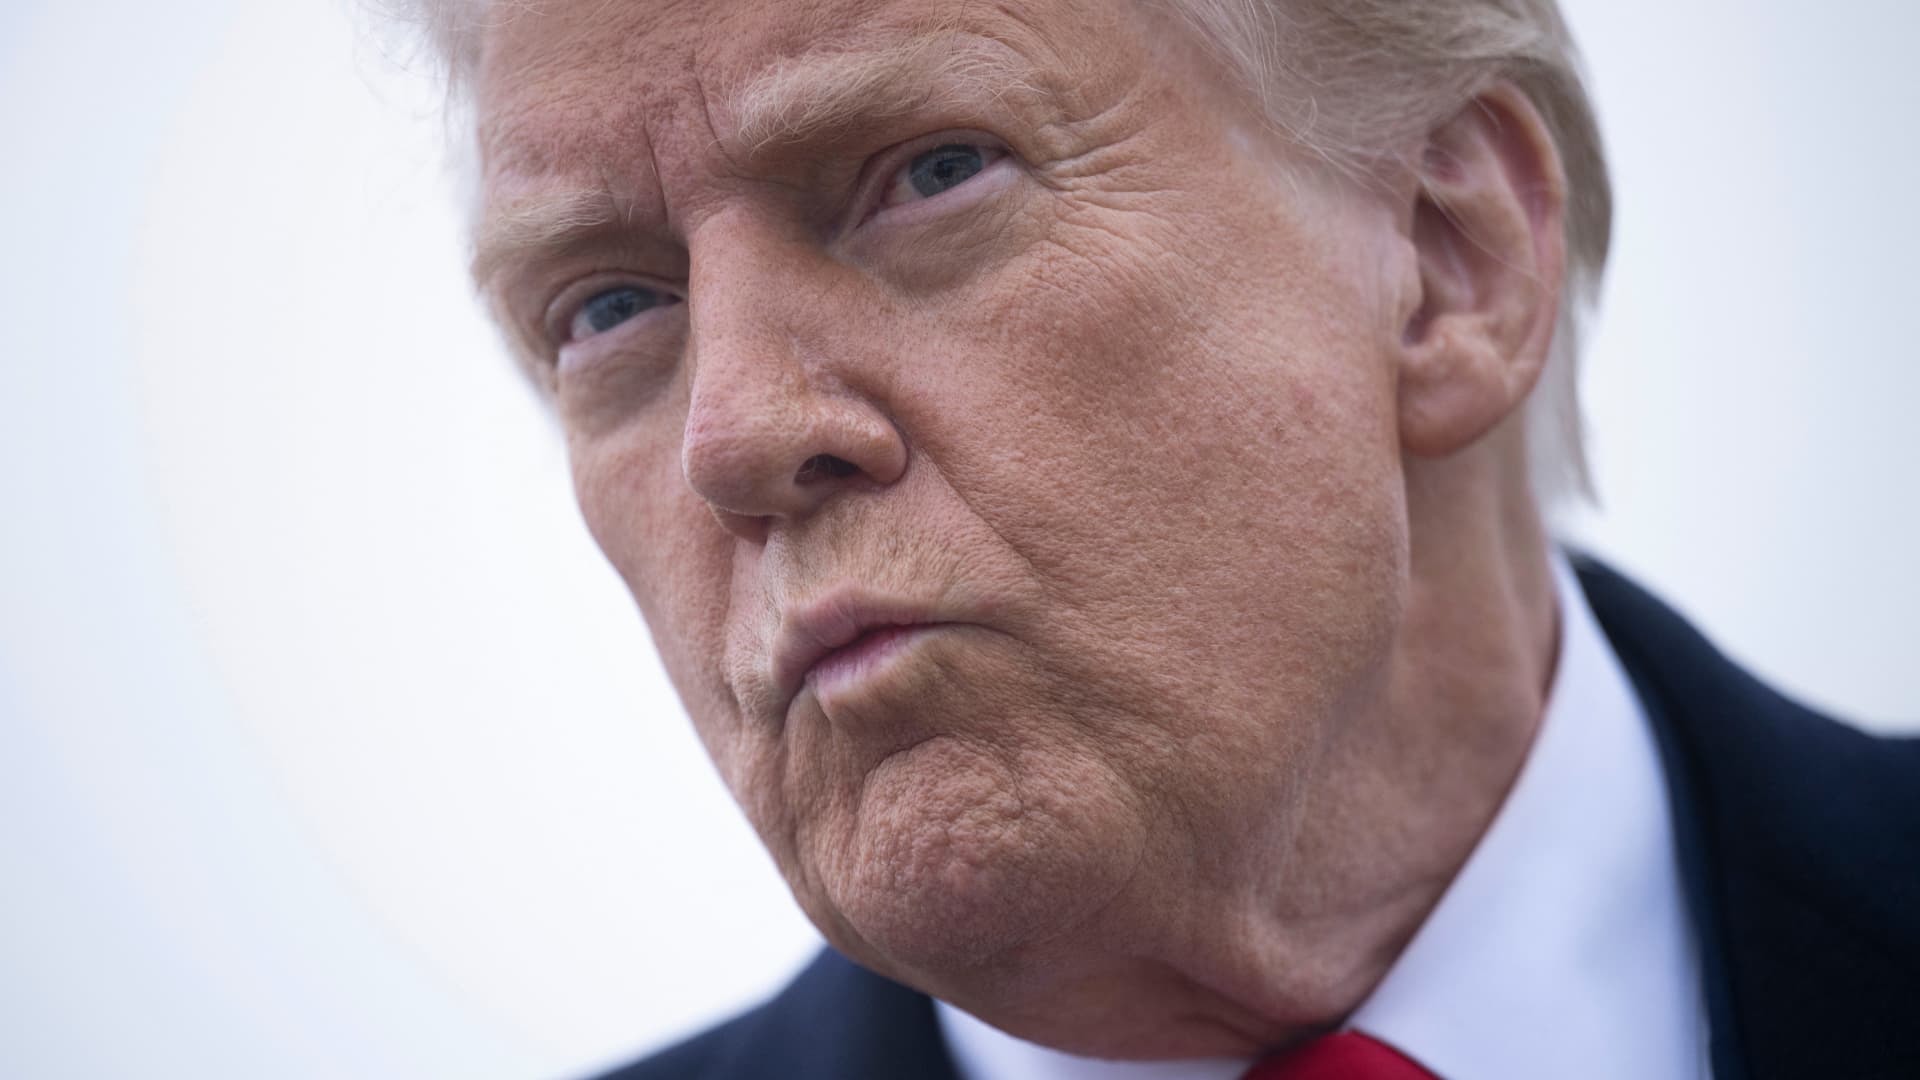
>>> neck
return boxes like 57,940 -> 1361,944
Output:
1225,424 -> 1562,1044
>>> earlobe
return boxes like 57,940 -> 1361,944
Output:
1395,85 -> 1568,459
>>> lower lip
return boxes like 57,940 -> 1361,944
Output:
806,625 -> 939,697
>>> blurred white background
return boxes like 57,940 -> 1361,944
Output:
0,1 -> 1913,1077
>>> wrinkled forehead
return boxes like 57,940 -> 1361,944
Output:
471,0 -> 1137,187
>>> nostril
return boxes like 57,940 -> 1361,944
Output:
794,454 -> 860,486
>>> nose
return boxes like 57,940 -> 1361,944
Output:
679,224 -> 907,538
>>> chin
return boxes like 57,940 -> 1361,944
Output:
808,733 -> 1147,984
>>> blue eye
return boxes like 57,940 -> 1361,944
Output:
883,143 -> 1005,208
909,145 -> 986,197
568,285 -> 677,342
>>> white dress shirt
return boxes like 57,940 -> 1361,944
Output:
937,553 -> 1709,1079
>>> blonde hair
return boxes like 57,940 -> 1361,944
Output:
383,0 -> 1611,503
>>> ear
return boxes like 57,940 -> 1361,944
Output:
1395,83 -> 1568,458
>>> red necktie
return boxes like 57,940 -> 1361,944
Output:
1241,1031 -> 1439,1080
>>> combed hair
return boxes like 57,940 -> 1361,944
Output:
380,0 -> 1611,505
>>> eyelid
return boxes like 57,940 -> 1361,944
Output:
540,272 -> 684,350
854,129 -> 1013,228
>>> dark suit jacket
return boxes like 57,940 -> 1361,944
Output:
598,558 -> 1920,1080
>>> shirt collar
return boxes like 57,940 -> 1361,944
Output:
1347,551 -> 1706,1079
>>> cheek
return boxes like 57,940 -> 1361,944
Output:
945,182 -> 1404,573
898,172 -> 1411,792
568,421 -> 758,776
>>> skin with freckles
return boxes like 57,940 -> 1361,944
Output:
472,0 -> 1570,1060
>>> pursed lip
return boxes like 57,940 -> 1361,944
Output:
770,591 -> 965,713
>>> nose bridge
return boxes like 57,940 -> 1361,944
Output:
679,215 -> 905,531
685,221 -> 822,410
692,206 -> 843,334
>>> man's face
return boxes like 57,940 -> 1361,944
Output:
476,0 -> 1415,1008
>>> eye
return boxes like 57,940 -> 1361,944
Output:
882,143 -> 1006,208
566,285 -> 679,343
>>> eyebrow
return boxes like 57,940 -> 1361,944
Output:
469,31 -> 1039,290
470,187 -> 625,292
731,30 -> 1038,158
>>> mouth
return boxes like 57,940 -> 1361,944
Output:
806,624 -> 946,697
771,593 -> 968,714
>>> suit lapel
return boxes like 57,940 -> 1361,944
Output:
1577,556 -> 1920,1080
716,949 -> 960,1080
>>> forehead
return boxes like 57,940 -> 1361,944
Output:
472,0 -> 1135,193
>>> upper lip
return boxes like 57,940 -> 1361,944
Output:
770,590 -> 957,710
